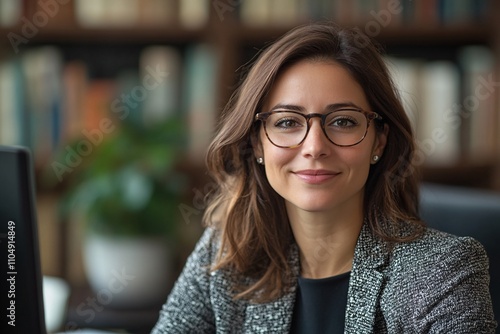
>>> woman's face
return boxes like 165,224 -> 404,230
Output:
256,60 -> 387,215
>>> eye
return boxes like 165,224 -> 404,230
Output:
275,118 -> 300,128
271,114 -> 305,130
329,116 -> 358,128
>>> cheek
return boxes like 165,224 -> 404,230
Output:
341,139 -> 375,176
260,139 -> 295,189
342,150 -> 370,174
262,143 -> 291,172
260,129 -> 291,165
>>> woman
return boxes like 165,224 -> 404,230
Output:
152,22 -> 496,333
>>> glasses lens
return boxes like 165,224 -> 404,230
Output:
265,112 -> 308,147
263,110 -> 369,147
324,110 -> 368,146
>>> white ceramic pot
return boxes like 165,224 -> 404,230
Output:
43,276 -> 70,333
83,234 -> 172,308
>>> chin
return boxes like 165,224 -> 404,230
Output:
287,197 -> 339,213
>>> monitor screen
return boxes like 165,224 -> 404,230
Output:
0,146 -> 46,334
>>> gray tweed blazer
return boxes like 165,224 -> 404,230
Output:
152,224 -> 497,333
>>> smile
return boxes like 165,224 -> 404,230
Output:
293,169 -> 340,184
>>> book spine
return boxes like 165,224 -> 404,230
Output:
182,44 -> 218,163
139,46 -> 182,125
0,0 -> 22,27
179,0 -> 209,28
418,61 -> 461,166
458,46 -> 496,162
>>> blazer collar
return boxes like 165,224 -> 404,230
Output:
242,223 -> 389,333
345,223 -> 389,333
242,244 -> 300,332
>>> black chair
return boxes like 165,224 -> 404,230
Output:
420,183 -> 500,327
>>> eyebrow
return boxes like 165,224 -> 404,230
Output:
268,102 -> 363,113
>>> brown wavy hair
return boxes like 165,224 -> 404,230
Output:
204,22 -> 424,302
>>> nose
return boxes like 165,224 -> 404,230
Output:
301,118 -> 331,159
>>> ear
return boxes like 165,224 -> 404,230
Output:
372,123 -> 389,158
251,129 -> 264,160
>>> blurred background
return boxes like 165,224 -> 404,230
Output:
1,0 -> 500,332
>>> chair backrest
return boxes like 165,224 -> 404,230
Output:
420,183 -> 500,325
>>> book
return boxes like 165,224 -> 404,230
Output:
386,57 -> 462,166
0,59 -> 25,145
75,0 -> 139,27
138,0 -> 176,25
113,69 -> 141,126
139,46 -> 183,125
61,61 -> 88,142
414,0 -> 439,26
384,56 -> 422,132
458,46 -> 496,162
333,0 -> 355,24
418,61 -> 461,166
353,0 -> 381,23
31,0 -> 75,28
307,0 -> 333,21
0,0 -> 21,27
437,0 -> 492,24
21,47 -> 64,165
269,0 -> 302,26
179,0 -> 209,29
240,0 -> 272,26
182,44 -> 218,163
82,80 -> 116,131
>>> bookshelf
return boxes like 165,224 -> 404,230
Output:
1,0 -> 500,331
0,0 -> 500,172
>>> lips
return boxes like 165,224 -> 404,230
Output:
293,169 -> 339,184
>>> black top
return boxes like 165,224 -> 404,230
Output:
290,271 -> 350,334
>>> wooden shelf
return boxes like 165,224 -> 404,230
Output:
1,24 -> 207,45
232,22 -> 492,46
2,20 -> 491,47
373,24 -> 492,45
422,161 -> 500,191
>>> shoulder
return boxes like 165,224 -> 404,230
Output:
390,227 -> 488,270
356,223 -> 488,277
384,227 -> 490,287
379,227 -> 496,332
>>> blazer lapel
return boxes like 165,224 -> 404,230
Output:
242,228 -> 389,333
243,290 -> 296,332
242,244 -> 300,333
344,224 -> 388,334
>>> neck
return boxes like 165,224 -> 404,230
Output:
287,203 -> 363,279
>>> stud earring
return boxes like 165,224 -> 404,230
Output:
372,155 -> 380,162
257,157 -> 264,165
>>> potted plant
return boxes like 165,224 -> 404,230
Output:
61,115 -> 189,307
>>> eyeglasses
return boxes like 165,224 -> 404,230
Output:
255,108 -> 383,148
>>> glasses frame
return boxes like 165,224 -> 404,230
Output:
255,108 -> 383,148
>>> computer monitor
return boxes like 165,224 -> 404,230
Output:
0,146 -> 46,333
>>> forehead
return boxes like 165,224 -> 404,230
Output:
264,60 -> 370,111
